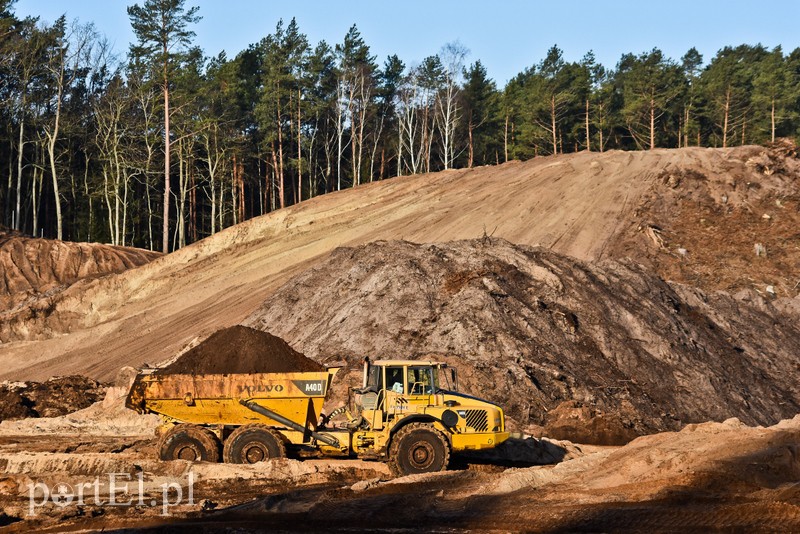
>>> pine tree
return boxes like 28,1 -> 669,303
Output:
462,60 -> 500,166
753,46 -> 793,142
616,49 -> 685,149
127,0 -> 200,253
680,47 -> 703,147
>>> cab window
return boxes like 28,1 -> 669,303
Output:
366,365 -> 383,391
385,367 -> 404,393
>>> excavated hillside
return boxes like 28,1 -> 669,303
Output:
245,239 -> 800,444
0,231 -> 160,313
0,146 -> 798,381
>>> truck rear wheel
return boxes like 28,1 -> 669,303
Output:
223,424 -> 286,464
158,424 -> 221,462
388,423 -> 451,477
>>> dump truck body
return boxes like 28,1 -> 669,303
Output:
126,368 -> 341,450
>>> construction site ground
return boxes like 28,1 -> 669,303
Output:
1,390 -> 799,532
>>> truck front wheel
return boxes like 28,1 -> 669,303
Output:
158,424 -> 221,462
388,423 -> 451,477
223,424 -> 287,464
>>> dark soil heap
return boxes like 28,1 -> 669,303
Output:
156,325 -> 324,375
246,238 -> 800,445
0,375 -> 105,422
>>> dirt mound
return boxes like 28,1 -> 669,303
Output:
245,239 -> 800,444
0,375 -> 105,421
156,325 -> 323,375
1,146 -> 799,381
610,143 -> 800,295
0,232 -> 160,314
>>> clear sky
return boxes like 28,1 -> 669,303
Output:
13,0 -> 800,85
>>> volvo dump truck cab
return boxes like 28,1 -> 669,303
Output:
348,359 -> 507,474
126,358 -> 509,476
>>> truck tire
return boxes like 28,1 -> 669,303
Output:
158,424 -> 221,462
388,423 -> 451,477
223,424 -> 287,464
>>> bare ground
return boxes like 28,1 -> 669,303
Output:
1,388 -> 798,532
0,231 -> 160,315
1,146 -> 798,381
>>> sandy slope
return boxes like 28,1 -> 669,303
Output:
0,147 -> 797,381
0,232 -> 159,311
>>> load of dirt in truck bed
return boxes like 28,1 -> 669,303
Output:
246,238 -> 800,445
155,325 -> 324,375
0,375 -> 105,421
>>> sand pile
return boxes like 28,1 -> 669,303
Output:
156,325 -> 324,375
609,143 -> 800,296
246,238 -> 800,444
0,232 -> 160,313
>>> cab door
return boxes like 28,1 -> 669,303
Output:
406,366 -> 435,408
383,366 -> 409,422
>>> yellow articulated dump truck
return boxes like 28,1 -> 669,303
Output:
126,358 -> 509,476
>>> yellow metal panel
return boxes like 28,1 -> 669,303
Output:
451,431 -> 509,451
138,369 -> 339,433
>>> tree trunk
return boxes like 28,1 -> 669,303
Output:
297,88 -> 302,202
585,99 -> 590,151
238,157 -> 244,222
684,106 -> 690,148
468,120 -> 474,167
550,95 -> 557,155
649,95 -> 655,150
47,82 -> 64,240
722,86 -> 730,149
270,145 -> 279,211
503,114 -> 509,162
276,88 -> 285,209
31,158 -> 39,237
598,102 -> 605,152
15,107 -> 25,231
741,117 -> 746,146
771,97 -> 776,143
5,130 -> 12,228
162,80 -> 171,253
177,139 -> 185,249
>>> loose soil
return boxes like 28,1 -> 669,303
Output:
246,238 -> 800,444
155,325 -> 323,375
0,375 -> 105,422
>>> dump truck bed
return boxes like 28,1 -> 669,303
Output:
126,368 -> 339,428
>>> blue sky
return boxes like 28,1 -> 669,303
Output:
14,1 -> 800,85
